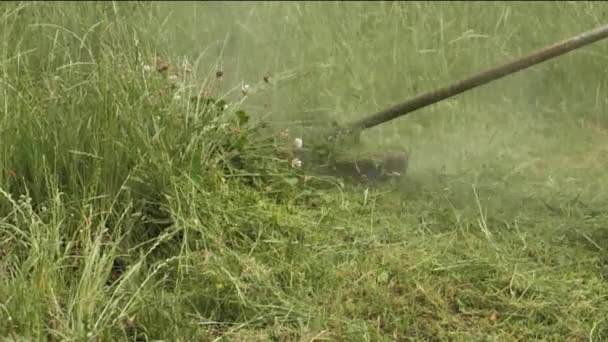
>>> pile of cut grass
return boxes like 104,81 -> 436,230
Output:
2,2 -> 608,341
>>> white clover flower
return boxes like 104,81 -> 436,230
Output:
143,65 -> 151,72
182,61 -> 192,73
291,158 -> 302,168
241,83 -> 250,95
293,137 -> 303,149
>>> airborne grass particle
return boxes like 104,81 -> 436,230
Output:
1,1 -> 608,341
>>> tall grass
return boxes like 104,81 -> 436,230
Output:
1,1 -> 608,340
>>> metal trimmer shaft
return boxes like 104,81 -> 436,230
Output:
350,24 -> 608,132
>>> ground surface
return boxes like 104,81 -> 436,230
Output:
1,2 -> 608,341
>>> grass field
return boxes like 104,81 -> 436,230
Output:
2,1 -> 608,341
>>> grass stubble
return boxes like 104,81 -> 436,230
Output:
1,1 -> 608,341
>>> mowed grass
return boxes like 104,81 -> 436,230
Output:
1,1 -> 608,341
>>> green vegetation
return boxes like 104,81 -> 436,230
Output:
1,1 -> 608,340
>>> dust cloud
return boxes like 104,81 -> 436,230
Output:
148,2 -> 608,184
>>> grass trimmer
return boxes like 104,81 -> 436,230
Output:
312,23 -> 608,183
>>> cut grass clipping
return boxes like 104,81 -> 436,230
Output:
2,2 -> 608,341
